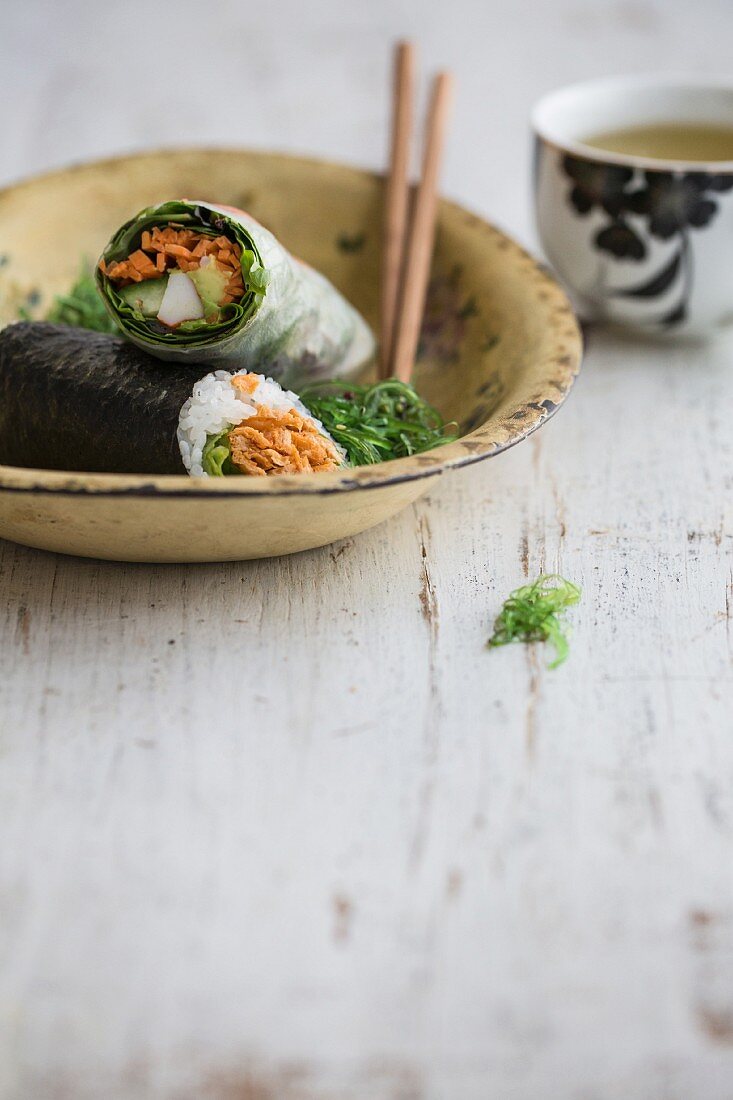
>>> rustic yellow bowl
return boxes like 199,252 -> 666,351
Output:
0,149 -> 581,562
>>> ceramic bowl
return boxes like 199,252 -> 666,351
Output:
0,149 -> 581,562
534,76 -> 733,336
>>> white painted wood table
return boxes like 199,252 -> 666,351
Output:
1,2 -> 732,1097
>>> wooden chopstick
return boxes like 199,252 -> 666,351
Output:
390,71 -> 454,385
380,41 -> 415,380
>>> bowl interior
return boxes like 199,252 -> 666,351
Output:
0,148 -> 580,489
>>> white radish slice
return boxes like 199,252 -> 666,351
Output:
157,272 -> 205,327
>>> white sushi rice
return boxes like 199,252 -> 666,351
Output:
177,369 -> 344,477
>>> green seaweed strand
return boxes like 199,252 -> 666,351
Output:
487,574 -> 581,669
41,262 -> 119,334
300,379 -> 458,466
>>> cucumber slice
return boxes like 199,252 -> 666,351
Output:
119,277 -> 168,316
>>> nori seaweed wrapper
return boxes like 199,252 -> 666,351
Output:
0,322 -> 205,474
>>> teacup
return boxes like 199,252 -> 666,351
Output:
533,76 -> 733,335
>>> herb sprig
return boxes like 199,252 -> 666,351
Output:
43,263 -> 118,334
488,574 -> 581,669
300,379 -> 458,466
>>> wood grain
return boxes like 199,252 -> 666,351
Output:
2,1 -> 733,1097
380,41 -> 415,379
391,72 -> 453,384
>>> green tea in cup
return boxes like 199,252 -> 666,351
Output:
582,122 -> 733,162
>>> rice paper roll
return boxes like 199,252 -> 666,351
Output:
96,200 -> 375,385
0,322 -> 345,478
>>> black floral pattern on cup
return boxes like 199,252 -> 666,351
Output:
626,171 -> 733,239
563,156 -> 634,217
561,156 -> 733,325
594,219 -> 646,260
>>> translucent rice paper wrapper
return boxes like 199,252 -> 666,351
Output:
96,200 -> 375,386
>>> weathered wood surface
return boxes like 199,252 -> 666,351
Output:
1,2 -> 733,1098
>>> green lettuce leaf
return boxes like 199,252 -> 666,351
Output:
202,428 -> 235,476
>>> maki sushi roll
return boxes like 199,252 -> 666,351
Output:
0,322 -> 345,478
0,324 -> 454,479
178,370 -> 345,478
96,200 -> 375,385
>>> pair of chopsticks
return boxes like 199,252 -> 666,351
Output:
380,42 -> 454,383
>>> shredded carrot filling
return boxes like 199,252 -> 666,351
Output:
99,226 -> 245,304
227,399 -> 342,476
